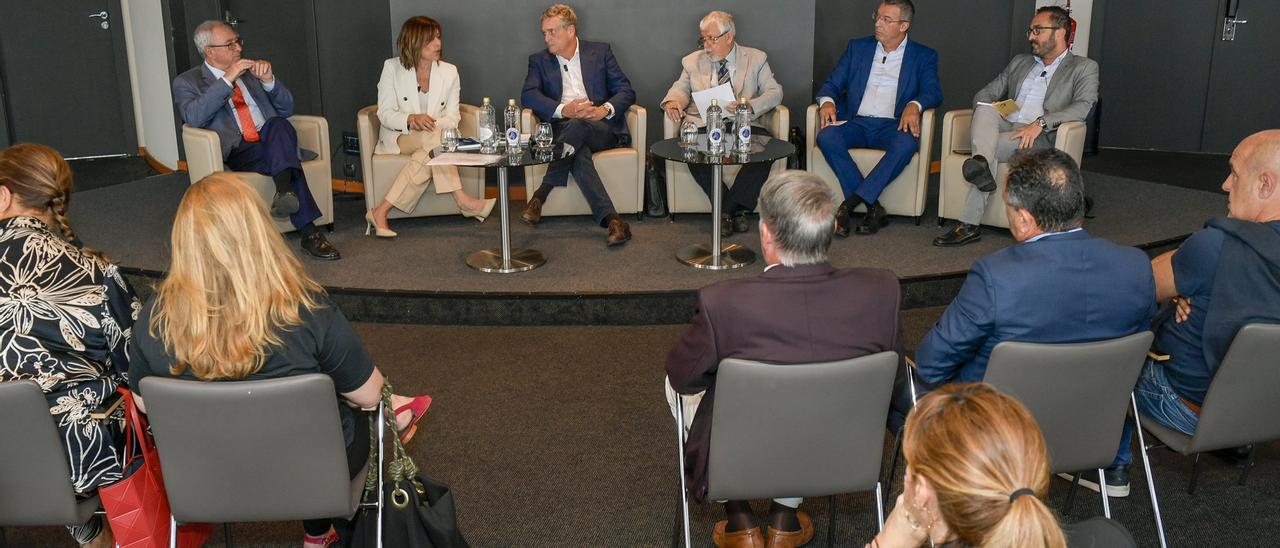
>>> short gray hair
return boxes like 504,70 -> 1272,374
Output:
193,20 -> 231,58
699,11 -> 735,35
758,171 -> 837,266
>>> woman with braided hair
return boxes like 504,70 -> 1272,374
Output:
0,143 -> 138,547
868,383 -> 1135,548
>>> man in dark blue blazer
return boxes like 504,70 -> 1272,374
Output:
521,4 -> 636,246
172,20 -> 338,260
815,0 -> 941,237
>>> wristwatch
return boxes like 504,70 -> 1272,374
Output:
1036,117 -> 1048,130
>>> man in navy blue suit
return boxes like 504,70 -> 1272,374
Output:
172,20 -> 338,260
521,4 -> 636,246
815,0 -> 941,237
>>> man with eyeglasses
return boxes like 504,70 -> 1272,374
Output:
815,0 -> 941,238
934,5 -> 1098,247
172,20 -> 339,260
521,3 -> 637,246
661,10 -> 783,238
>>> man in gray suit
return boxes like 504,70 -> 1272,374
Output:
662,11 -> 783,238
935,5 -> 1098,247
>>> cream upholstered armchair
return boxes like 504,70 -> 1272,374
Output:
181,115 -> 334,233
520,105 -> 646,217
936,109 -> 1087,228
662,105 -> 789,214
356,104 -> 486,219
804,105 -> 935,225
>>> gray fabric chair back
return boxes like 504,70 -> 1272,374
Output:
1189,323 -> 1280,452
984,332 -> 1153,473
139,374 -> 357,523
706,352 -> 898,501
0,380 -> 99,526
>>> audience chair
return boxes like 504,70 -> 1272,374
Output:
1140,323 -> 1280,498
673,352 -> 899,548
139,374 -> 384,548
181,116 -> 335,233
356,104 -> 487,219
935,109 -> 1086,228
521,105 -> 646,218
662,106 -> 789,215
0,380 -> 103,534
983,332 -> 1153,520
804,105 -> 935,224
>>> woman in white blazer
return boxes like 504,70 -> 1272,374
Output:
366,16 -> 494,237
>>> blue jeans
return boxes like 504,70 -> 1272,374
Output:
1112,357 -> 1201,468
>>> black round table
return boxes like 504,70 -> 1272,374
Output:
650,135 -> 795,270
437,142 -> 572,273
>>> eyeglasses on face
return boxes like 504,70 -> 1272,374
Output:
697,30 -> 729,47
208,37 -> 244,49
871,11 -> 909,25
1027,26 -> 1061,37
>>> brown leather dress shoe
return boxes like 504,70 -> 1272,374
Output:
833,202 -> 851,238
606,217 -> 631,246
521,197 -> 543,225
764,511 -> 814,548
712,521 -> 765,548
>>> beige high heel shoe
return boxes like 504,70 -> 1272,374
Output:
364,211 -> 397,238
461,198 -> 497,223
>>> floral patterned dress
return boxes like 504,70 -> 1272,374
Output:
0,215 -> 140,493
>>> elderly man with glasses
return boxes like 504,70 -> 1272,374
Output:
934,5 -> 1099,247
661,10 -> 783,238
172,20 -> 339,260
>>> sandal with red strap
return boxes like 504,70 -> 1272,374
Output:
394,394 -> 432,445
302,528 -> 340,547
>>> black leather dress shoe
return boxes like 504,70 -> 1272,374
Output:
962,156 -> 997,192
606,217 -> 631,246
731,210 -> 750,233
933,223 -> 981,247
521,197 -> 543,225
719,214 -> 734,238
854,202 -> 889,235
271,191 -> 300,219
300,231 -> 341,260
834,203 -> 851,238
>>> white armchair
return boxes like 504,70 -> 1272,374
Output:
662,106 -> 789,214
521,105 -> 646,217
356,104 -> 486,219
936,109 -> 1087,228
181,115 -> 334,233
804,105 -> 935,224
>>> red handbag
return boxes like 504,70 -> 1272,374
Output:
99,387 -> 212,548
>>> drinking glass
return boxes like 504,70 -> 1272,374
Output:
679,119 -> 699,148
534,122 -> 553,149
441,127 -> 459,152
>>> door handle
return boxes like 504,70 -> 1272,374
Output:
223,10 -> 243,27
1223,17 -> 1248,41
88,10 -> 108,19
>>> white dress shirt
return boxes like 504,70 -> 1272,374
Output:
551,39 -> 614,120
818,37 -> 919,120
1009,52 -> 1069,124
206,62 -> 274,133
1025,227 -> 1084,243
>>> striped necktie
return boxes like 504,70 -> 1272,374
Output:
716,59 -> 729,87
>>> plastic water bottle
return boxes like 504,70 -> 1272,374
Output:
706,99 -> 724,155
504,99 -> 521,151
735,97 -> 752,154
478,97 -> 496,153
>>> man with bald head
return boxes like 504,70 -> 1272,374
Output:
1102,129 -> 1280,495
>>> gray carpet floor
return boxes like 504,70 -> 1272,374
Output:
8,309 -> 1277,547
70,171 -> 1223,294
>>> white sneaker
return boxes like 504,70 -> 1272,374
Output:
1058,471 -> 1130,498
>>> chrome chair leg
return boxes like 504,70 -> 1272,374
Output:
1097,468 -> 1111,519
1132,395 -> 1168,548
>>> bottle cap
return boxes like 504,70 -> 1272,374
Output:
483,97 -> 491,104
710,99 -> 718,106
509,99 -> 516,105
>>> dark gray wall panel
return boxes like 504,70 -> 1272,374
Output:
315,1 -> 392,178
1201,0 -> 1280,154
389,0 -> 815,144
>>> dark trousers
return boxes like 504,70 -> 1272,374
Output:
815,116 -> 918,204
545,118 -> 623,226
225,117 -> 322,229
302,405 -> 371,537
687,126 -> 774,212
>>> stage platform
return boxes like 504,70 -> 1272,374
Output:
71,170 -> 1224,324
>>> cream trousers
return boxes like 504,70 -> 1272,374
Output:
383,130 -> 464,213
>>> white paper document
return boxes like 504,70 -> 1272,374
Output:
427,152 -> 502,166
691,83 -> 736,124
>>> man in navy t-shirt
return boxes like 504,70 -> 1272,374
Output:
1104,130 -> 1280,495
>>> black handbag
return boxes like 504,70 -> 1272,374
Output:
350,383 -> 470,548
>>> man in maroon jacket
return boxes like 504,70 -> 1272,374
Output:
665,170 -> 903,548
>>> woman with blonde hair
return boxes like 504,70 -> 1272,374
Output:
365,15 -> 495,237
868,383 -> 1134,548
0,143 -> 137,547
127,172 -> 430,547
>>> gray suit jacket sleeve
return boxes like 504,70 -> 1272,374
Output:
973,57 -> 1020,106
174,71 -> 234,129
1042,56 -> 1098,130
744,52 -> 783,121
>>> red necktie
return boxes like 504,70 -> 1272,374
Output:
230,83 -> 260,142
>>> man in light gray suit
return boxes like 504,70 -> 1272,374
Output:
662,10 -> 783,238
935,5 -> 1099,247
